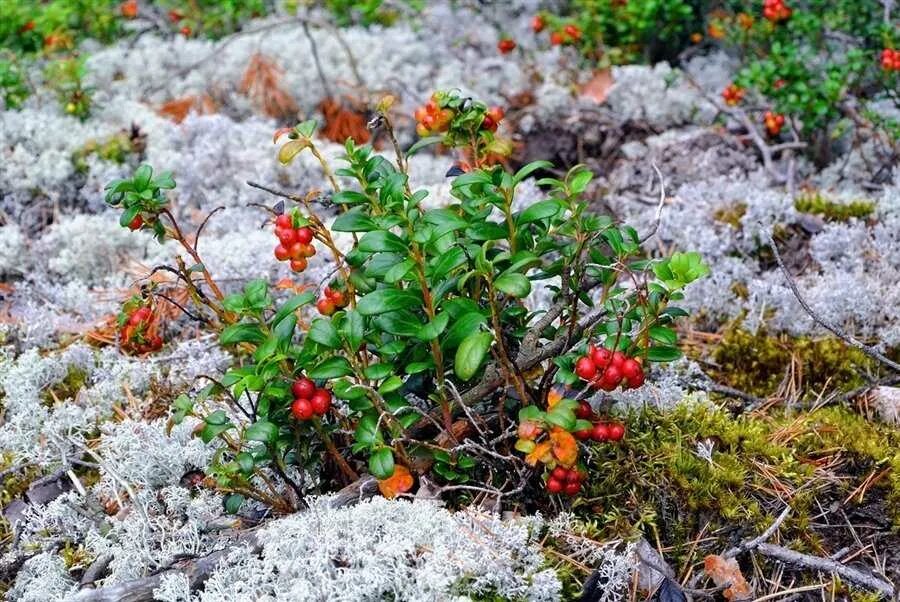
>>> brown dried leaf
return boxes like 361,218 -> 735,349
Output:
579,68 -> 614,104
704,555 -> 752,600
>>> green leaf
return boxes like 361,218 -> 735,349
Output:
133,164 -> 153,189
494,273 -> 532,298
357,288 -> 423,315
568,168 -> 593,194
517,200 -> 563,225
442,312 -> 487,349
649,326 -> 678,346
332,190 -> 369,205
519,405 -> 544,423
332,208 -> 377,232
368,447 -> 395,479
378,375 -> 403,394
364,363 -> 393,380
151,171 -> 176,190
308,319 -> 341,348
646,345 -> 683,362
416,312 -> 450,341
339,310 -> 365,350
545,407 -> 576,431
119,205 -> 140,228
309,356 -> 354,379
454,331 -> 492,381
271,292 -> 315,327
358,230 -> 408,253
223,493 -> 244,514
407,135 -> 444,156
245,420 -> 278,443
384,258 -> 415,283
513,160 -> 553,184
355,414 -> 380,447
200,413 -> 233,444
219,323 -> 266,346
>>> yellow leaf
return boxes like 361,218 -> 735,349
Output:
377,464 -> 414,499
546,389 -> 563,409
525,441 -> 553,466
549,428 -> 578,467
278,138 -> 309,165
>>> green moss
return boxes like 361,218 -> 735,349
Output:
710,325 -> 875,397
712,202 -> 747,229
0,453 -> 39,507
575,401 -> 900,570
794,191 -> 875,221
39,365 -> 88,408
71,131 -> 139,173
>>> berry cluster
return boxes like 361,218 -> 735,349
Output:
573,401 -> 626,442
273,213 -> 316,273
574,346 -> 645,391
881,49 -> 900,72
763,111 -> 785,136
721,84 -> 745,106
414,95 -> 504,137
120,0 -> 138,19
531,15 -> 582,47
762,0 -> 791,23
414,95 -> 454,137
119,306 -> 163,354
317,285 -> 348,316
290,377 -> 333,420
546,465 -> 585,496
497,38 -> 517,54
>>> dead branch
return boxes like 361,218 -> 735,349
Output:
724,504 -> 792,558
761,226 -> 900,373
755,543 -> 895,597
638,162 -> 667,244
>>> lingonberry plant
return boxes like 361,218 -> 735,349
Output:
105,91 -> 707,512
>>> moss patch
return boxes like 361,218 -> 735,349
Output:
40,365 -> 88,408
576,402 -> 900,569
712,202 -> 747,229
709,325 -> 875,397
794,191 -> 875,222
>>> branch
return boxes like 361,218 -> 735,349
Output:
755,543 -> 895,597
761,225 -> 900,372
723,504 -> 791,558
638,162 -> 666,244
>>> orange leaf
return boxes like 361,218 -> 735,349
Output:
549,428 -> 578,467
579,68 -> 614,104
704,555 -> 752,600
525,441 -> 553,466
377,464 -> 414,499
547,389 -> 563,409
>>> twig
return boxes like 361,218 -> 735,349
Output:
761,225 -> 900,372
724,504 -> 792,558
638,162 -> 666,244
755,543 -> 895,597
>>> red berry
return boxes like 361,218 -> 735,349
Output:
274,245 -> 290,261
310,388 -> 332,415
547,478 -> 563,494
574,356 -> 598,381
290,258 -> 307,272
551,466 -> 568,481
621,358 -> 642,381
611,351 -> 626,369
292,378 -> 315,399
598,366 -> 622,391
625,370 -> 645,390
575,400 -> 593,420
291,398 -> 313,420
288,242 -> 305,259
277,227 -> 298,246
181,26 -> 191,36
607,422 -> 625,442
592,422 -> 610,442
550,31 -> 564,45
565,469 -> 580,483
296,227 -> 313,244
498,38 -> 516,54
317,298 -> 336,316
481,114 -> 497,132
127,215 -> 143,231
591,347 -> 612,369
575,427 -> 594,440
329,290 -> 346,307
564,481 -> 581,496
487,106 -> 504,123
531,15 -> 545,33
563,24 -> 581,40
129,307 -> 151,325
275,214 -> 292,229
